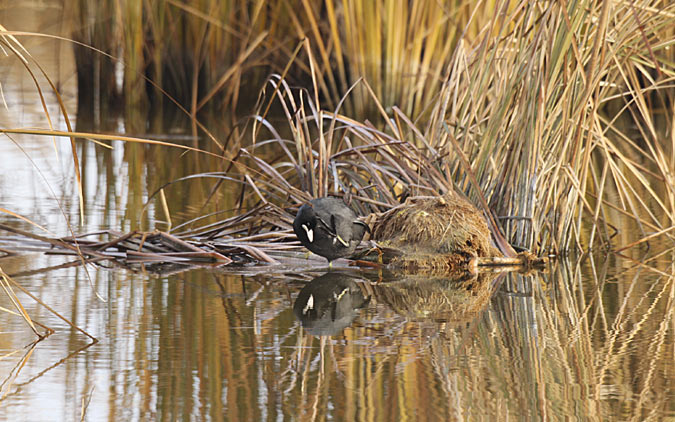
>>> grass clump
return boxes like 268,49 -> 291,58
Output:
3,0 -> 675,259
227,0 -> 675,256
369,192 -> 501,269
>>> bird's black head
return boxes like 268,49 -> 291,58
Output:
294,203 -> 317,244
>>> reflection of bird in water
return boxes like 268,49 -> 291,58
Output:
293,197 -> 370,265
293,272 -> 371,336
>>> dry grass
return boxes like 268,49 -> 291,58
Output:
223,0 -> 675,255
1,4 -> 673,417
66,0 -> 490,118
5,0 -> 674,255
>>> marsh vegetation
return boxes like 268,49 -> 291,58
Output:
0,0 -> 674,420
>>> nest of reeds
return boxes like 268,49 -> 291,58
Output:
364,191 -> 502,271
371,271 -> 497,323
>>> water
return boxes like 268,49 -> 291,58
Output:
1,4 -> 674,421
1,252 -> 673,421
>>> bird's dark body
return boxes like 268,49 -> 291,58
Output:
293,197 -> 369,263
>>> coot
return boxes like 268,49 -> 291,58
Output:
293,197 -> 369,263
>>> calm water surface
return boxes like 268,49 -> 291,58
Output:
1,4 -> 674,421
1,249 -> 673,421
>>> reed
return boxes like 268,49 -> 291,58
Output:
4,0 -> 675,254
69,0 -> 296,114
227,0 -> 675,254
2,2 -> 674,417
66,0 -> 498,118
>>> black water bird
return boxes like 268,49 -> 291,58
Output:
293,197 -> 370,264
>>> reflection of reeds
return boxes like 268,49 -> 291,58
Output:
244,253 -> 671,421
0,340 -> 38,400
425,256 -> 675,420
2,253 -> 670,419
0,268 -> 42,338
0,265 -> 95,340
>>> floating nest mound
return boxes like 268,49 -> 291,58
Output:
365,192 -> 502,272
